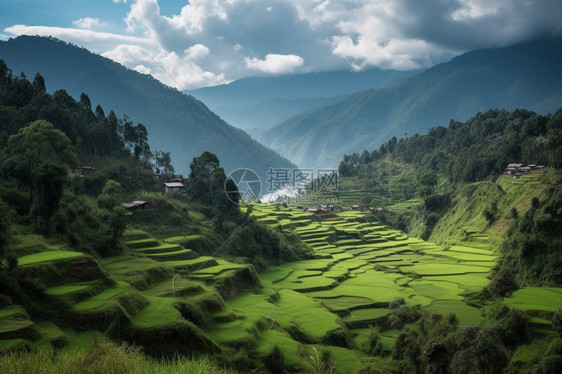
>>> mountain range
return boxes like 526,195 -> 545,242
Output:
2,36 -> 561,175
0,35 -> 294,181
186,68 -> 420,133
261,38 -> 562,168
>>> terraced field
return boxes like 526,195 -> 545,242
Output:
215,203 -> 502,370
1,228 -> 257,356
226,203 -> 562,371
3,200 -> 560,372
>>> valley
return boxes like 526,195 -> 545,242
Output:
0,30 -> 561,374
1,167 -> 560,373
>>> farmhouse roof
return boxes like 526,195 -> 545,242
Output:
120,200 -> 148,209
163,182 -> 184,188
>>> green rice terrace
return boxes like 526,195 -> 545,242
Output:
0,168 -> 562,373
1,187 -> 561,372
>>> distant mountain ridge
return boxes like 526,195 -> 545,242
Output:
0,35 -> 294,179
262,38 -> 562,168
186,68 -> 421,132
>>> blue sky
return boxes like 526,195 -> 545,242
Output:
1,1 -> 561,89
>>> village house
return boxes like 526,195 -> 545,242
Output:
503,163 -> 545,177
162,182 -> 185,194
120,200 -> 148,210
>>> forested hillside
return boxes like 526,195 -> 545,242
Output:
263,38 -> 562,167
0,36 -> 294,179
334,108 -> 562,290
339,108 -> 562,181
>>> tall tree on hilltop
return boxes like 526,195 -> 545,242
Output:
187,151 -> 220,204
1,120 -> 78,231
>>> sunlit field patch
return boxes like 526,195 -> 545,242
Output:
44,284 -> 92,296
72,282 -> 130,311
425,300 -> 484,325
17,251 -> 86,266
504,287 -> 562,312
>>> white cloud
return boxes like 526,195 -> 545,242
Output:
451,0 -> 508,21
4,0 -> 562,88
72,17 -> 106,30
4,24 -> 153,52
331,36 -> 444,71
102,43 -> 226,89
185,43 -> 210,60
133,64 -> 151,74
245,54 -> 304,74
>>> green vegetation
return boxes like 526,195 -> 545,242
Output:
1,58 -> 561,373
17,251 -> 86,266
0,341 -> 236,374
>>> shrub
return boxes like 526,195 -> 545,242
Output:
553,307 -> 562,337
487,266 -> 518,297
264,345 -> 286,374
365,328 -> 383,355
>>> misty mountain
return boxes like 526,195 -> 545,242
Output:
0,35 -> 294,181
186,68 -> 420,133
262,38 -> 562,168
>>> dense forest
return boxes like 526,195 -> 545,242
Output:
339,108 -> 562,182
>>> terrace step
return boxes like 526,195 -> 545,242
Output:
168,257 -> 219,273
43,282 -> 105,308
145,249 -> 199,261
0,306 -> 41,341
135,243 -> 182,254
123,229 -> 152,241
125,239 -> 161,250
17,250 -> 86,266
71,281 -> 131,312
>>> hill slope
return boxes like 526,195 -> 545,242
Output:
186,68 -> 420,132
262,38 -> 562,168
0,36 -> 294,178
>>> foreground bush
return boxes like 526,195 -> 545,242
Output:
0,341 -> 237,374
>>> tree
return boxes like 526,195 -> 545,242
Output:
79,92 -> 92,112
487,266 -> 518,297
32,73 -> 46,94
94,104 -> 105,121
473,328 -> 508,374
97,180 -> 122,210
31,161 -> 68,232
2,120 -> 78,227
133,123 -> 151,161
187,151 -> 220,204
122,116 -> 136,152
553,307 -> 562,337
154,150 -> 174,174
360,193 -> 372,210
0,199 -> 11,254
418,170 -> 438,198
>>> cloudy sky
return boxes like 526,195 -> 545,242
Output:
1,0 -> 561,90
